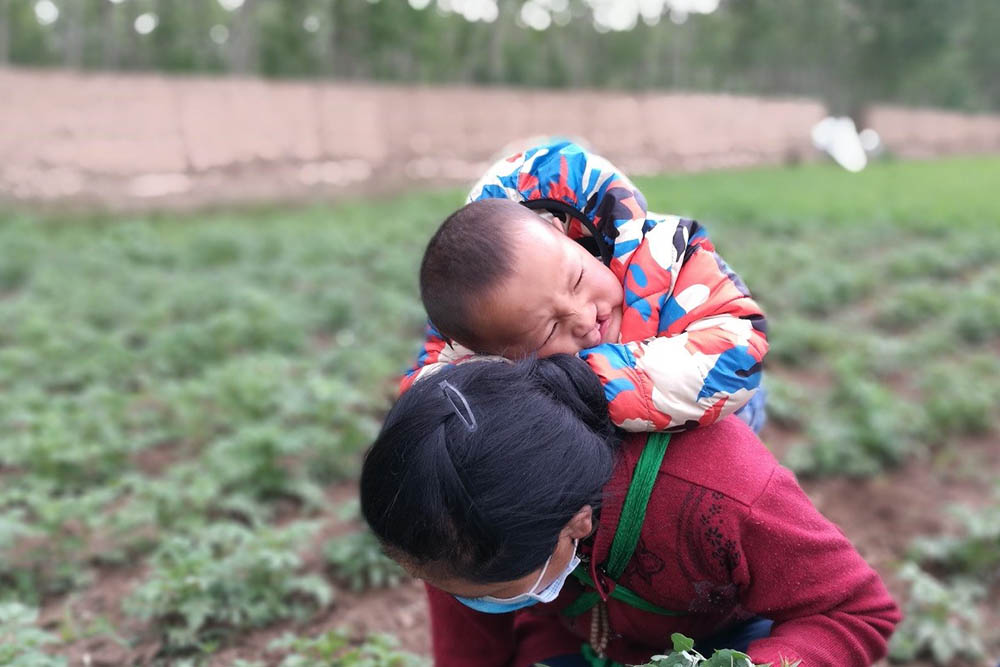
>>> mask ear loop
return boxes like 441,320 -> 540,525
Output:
483,537 -> 580,603
439,381 -> 477,432
533,538 -> 579,592
527,553 -> 553,595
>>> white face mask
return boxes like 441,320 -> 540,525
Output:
455,540 -> 581,614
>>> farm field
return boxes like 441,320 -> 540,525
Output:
1,156 -> 999,666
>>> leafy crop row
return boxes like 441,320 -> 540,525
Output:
889,488 -> 1000,664
126,521 -> 331,652
0,193 -> 445,659
234,628 -> 428,667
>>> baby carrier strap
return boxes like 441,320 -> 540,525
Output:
521,199 -> 614,267
564,431 -> 685,618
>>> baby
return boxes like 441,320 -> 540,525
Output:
403,140 -> 768,433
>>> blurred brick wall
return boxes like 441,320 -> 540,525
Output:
1,67 -> 997,210
865,105 -> 1000,158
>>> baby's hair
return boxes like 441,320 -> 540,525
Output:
360,355 -> 620,584
420,198 -> 545,350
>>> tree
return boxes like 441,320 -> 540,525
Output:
1,0 -> 995,113
226,0 -> 259,74
0,0 -> 9,64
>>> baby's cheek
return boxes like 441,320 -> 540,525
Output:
603,271 -> 625,304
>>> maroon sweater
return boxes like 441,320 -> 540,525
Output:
425,417 -> 901,666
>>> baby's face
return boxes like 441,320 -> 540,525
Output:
472,218 -> 623,358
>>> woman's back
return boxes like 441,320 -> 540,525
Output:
362,360 -> 899,666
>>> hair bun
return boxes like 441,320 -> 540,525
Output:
531,355 -> 613,438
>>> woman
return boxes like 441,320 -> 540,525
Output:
360,356 -> 899,666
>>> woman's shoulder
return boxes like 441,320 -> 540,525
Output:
645,416 -> 782,508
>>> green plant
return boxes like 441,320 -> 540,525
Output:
0,602 -> 67,666
952,288 -> 1000,345
202,422 -> 322,506
629,633 -> 787,667
873,283 -> 948,333
790,264 -> 874,316
888,563 -> 985,665
909,490 -> 1000,581
267,629 -> 429,667
125,521 -> 332,652
917,364 -> 997,445
884,241 -> 968,281
0,481 -> 124,599
759,375 -> 814,429
786,358 -> 924,477
325,530 -> 407,593
766,317 -> 838,368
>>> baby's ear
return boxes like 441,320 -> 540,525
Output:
531,209 -> 565,231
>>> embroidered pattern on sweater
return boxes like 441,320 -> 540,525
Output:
622,536 -> 665,588
702,491 -> 741,573
676,487 -> 752,619
689,580 -> 743,615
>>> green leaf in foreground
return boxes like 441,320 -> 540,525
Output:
633,633 -> 782,667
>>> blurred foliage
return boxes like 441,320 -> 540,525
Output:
264,629 -> 429,667
1,0 -> 999,112
888,563 -> 985,665
2,157 -> 1000,657
0,603 -> 67,667
125,521 -> 332,652
891,490 -> 999,664
909,489 -> 1000,583
325,529 -> 408,593
325,503 -> 407,593
0,191 -> 444,659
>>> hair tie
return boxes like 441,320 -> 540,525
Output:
439,381 -> 477,432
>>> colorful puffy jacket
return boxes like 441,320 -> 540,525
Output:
402,140 -> 768,432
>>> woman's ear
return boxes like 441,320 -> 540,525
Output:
562,505 -> 594,541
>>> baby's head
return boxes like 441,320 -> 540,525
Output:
420,199 -> 623,359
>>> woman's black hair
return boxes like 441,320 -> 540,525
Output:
360,355 -> 620,584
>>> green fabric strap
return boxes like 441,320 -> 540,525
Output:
563,432 -> 682,618
567,567 -> 685,616
562,587 -> 600,618
580,643 -> 625,667
605,432 -> 669,579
